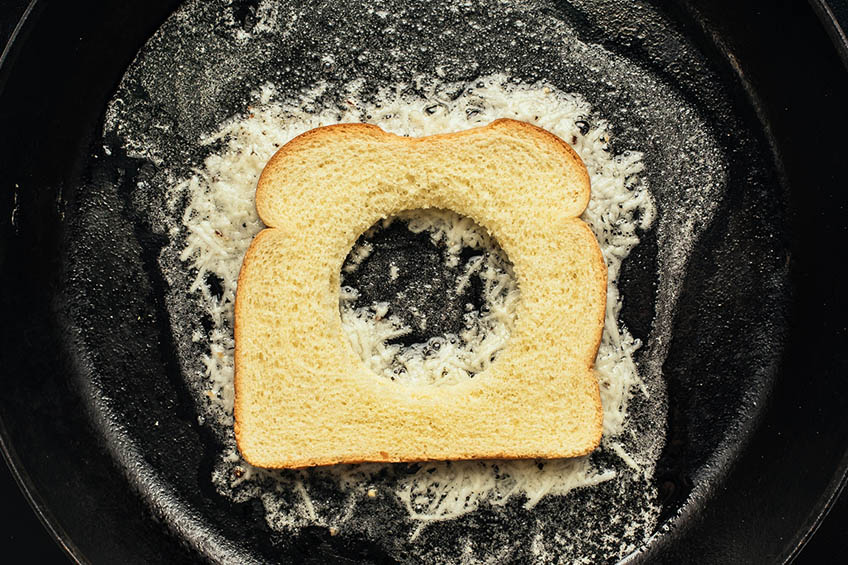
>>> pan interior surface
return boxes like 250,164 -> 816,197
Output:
3,0 -> 846,563
80,0 -> 785,561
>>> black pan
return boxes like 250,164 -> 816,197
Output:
1,0 -> 847,563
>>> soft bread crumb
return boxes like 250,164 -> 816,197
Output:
234,119 -> 606,469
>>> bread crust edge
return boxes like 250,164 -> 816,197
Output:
236,119 -> 605,469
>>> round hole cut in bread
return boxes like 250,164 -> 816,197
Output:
234,119 -> 606,469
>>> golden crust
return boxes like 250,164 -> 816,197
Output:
244,443 -> 602,471
256,119 -> 591,227
233,227 -> 274,458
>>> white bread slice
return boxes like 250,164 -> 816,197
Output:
234,118 -> 606,469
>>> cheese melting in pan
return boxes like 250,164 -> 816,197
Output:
339,209 -> 519,387
170,75 -> 660,549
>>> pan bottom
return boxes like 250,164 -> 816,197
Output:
63,0 -> 788,562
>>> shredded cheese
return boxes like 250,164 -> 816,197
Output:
170,74 -> 660,542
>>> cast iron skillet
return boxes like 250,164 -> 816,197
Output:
1,0 -> 847,563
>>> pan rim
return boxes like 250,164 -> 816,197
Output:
781,1 -> 848,560
785,455 -> 848,563
0,423 -> 83,564
0,8 -> 85,565
810,0 -> 848,71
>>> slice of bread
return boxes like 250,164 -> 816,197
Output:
234,118 -> 606,469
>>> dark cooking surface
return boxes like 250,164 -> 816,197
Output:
341,219 -> 493,348
3,460 -> 847,564
0,0 -> 838,560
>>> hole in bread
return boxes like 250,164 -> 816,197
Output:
339,208 -> 519,386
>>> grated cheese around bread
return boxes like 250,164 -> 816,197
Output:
170,74 -> 657,537
103,0 -> 734,558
